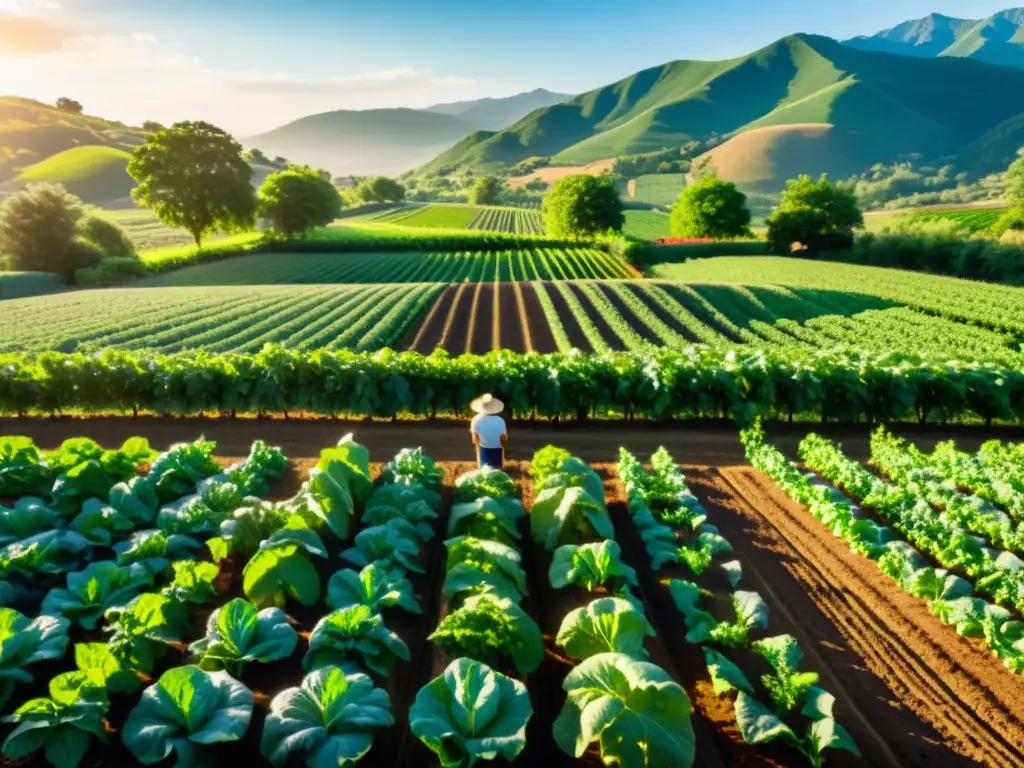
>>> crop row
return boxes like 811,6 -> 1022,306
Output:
369,204 -> 480,229
6,345 -> 1024,423
0,285 -> 442,355
468,207 -> 545,235
906,208 -> 1004,234
0,271 -> 63,301
742,423 -> 1024,677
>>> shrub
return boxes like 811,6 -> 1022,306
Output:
670,176 -> 752,239
78,214 -> 137,259
766,175 -> 862,255
258,166 -> 343,238
991,207 -> 1024,237
0,183 -> 99,278
543,175 -> 625,238
74,257 -> 149,286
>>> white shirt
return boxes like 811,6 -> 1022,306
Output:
471,414 -> 507,449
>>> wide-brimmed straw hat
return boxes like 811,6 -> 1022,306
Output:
470,394 -> 504,415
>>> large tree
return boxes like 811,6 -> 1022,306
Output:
670,175 -> 751,239
355,176 -> 405,203
542,175 -> 624,238
0,183 -> 98,278
55,98 -> 83,115
766,175 -> 863,255
469,176 -> 503,205
258,165 -> 342,238
128,121 -> 257,248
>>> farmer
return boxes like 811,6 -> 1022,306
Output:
470,393 -> 508,469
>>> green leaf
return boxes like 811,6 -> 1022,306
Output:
326,563 -> 423,615
531,485 -> 614,551
445,536 -> 527,595
734,691 -> 796,746
703,647 -> 754,695
340,519 -> 424,574
41,561 -> 154,629
556,597 -> 651,661
74,642 -> 140,694
122,666 -> 253,765
189,598 -> 297,674
410,657 -> 532,768
808,717 -> 861,758
303,605 -> 410,677
260,667 -> 393,768
553,652 -> 694,767
243,543 -> 322,610
430,596 -> 543,676
549,540 -> 637,592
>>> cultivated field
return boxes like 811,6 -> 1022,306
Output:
623,209 -> 671,240
468,206 -> 545,235
1,420 -> 1022,768
627,173 -> 686,206
506,159 -> 616,188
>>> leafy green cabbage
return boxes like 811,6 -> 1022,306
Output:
556,597 -> 651,662
41,560 -> 154,629
190,598 -> 297,675
549,539 -> 637,592
326,562 -> 422,615
0,608 -> 71,710
303,604 -> 410,677
429,595 -> 543,676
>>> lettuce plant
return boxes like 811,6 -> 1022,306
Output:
0,436 -> 51,497
326,562 -> 422,615
104,593 -> 185,676
69,498 -> 136,545
41,560 -> 154,629
554,652 -> 695,766
430,595 -> 543,676
106,476 -> 161,526
670,579 -> 769,648
410,658 -> 532,768
446,497 -> 525,546
0,608 -> 71,709
535,456 -> 605,506
530,485 -> 614,551
735,692 -> 860,767
362,491 -> 438,540
147,438 -> 220,502
190,598 -> 297,675
51,460 -> 120,516
303,605 -> 410,677
122,665 -> 253,766
549,539 -> 637,592
556,597 -> 652,662
753,635 -> 821,715
160,560 -> 220,605
243,539 -> 323,610
453,467 -> 518,503
1,671 -> 109,768
113,529 -> 202,575
74,642 -> 141,694
443,536 -> 528,605
261,667 -> 393,767
340,518 -> 424,574
317,435 -> 373,505
0,529 -> 93,580
367,482 -> 441,513
293,464 -> 356,539
0,498 -> 62,546
379,447 -> 443,489
209,500 -> 294,559
529,445 -> 572,485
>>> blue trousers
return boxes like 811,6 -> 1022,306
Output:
478,447 -> 504,469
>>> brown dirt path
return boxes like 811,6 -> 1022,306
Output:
689,465 -> 1024,767
520,283 -> 557,353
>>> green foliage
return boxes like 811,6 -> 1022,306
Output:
766,175 -> 863,254
468,176 -> 504,205
41,561 -> 154,629
410,658 -> 532,768
556,597 -> 652,661
430,595 -> 543,675
160,560 -> 219,605
453,467 -> 519,503
303,604 -> 410,677
258,165 -> 342,238
55,98 -> 83,114
1006,155 -> 1024,208
530,485 -> 614,551
261,667 -> 393,767
104,593 -> 185,676
542,175 -> 624,238
670,175 -> 752,239
243,538 -> 324,610
1,671 -> 109,768
0,609 -> 71,710
76,214 -> 137,258
189,598 -> 297,675
0,182 -> 98,278
326,562 -> 423,615
121,665 -> 253,765
549,539 -> 638,592
529,445 -> 572,485
128,121 -> 257,248
356,176 -> 406,203
553,652 -> 695,766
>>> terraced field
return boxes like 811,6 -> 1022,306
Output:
139,248 -> 635,286
0,284 -> 442,354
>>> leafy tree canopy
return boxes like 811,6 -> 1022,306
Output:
128,121 -> 257,248
542,175 -> 624,238
0,183 -> 101,278
141,121 -> 164,133
766,175 -> 863,255
55,98 -> 83,115
356,176 -> 405,203
258,165 -> 342,238
1005,154 -> 1024,208
670,175 -> 751,240
469,176 -> 503,206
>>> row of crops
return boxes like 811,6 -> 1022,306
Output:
904,208 -> 1005,234
3,345 -> 1024,424
367,204 -> 480,229
137,248 -> 633,287
0,285 -> 443,355
742,423 -> 1024,678
468,207 -> 545,235
525,281 -> 1024,364
654,256 -> 1024,338
0,272 -> 63,301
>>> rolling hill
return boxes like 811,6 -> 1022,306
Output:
417,33 -> 1024,191
845,7 -> 1024,69
245,89 -> 572,176
12,146 -> 134,202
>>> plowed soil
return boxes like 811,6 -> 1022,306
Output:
627,283 -> 702,342
407,284 -> 456,353
542,282 -> 593,352
440,282 -> 473,354
496,283 -> 529,353
468,283 -> 494,355
565,284 -> 626,350
519,283 -> 558,353
595,284 -> 662,343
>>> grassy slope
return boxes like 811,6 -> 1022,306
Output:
629,174 -> 686,206
419,34 -> 1024,182
15,146 -> 134,202
623,210 -> 671,240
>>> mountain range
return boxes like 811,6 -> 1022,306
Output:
243,89 -> 571,176
845,7 -> 1024,68
417,32 -> 1024,191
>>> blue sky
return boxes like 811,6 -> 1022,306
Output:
0,0 -> 1015,133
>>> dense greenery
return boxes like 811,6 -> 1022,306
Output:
257,166 -> 342,238
468,176 -> 503,205
670,176 -> 751,240
355,177 -> 406,204
542,175 -> 625,238
2,346 -> 1024,424
128,122 -> 257,248
766,175 -> 863,255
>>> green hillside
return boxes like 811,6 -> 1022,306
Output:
418,34 -> 1024,184
13,146 -> 134,202
845,8 -> 1024,69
